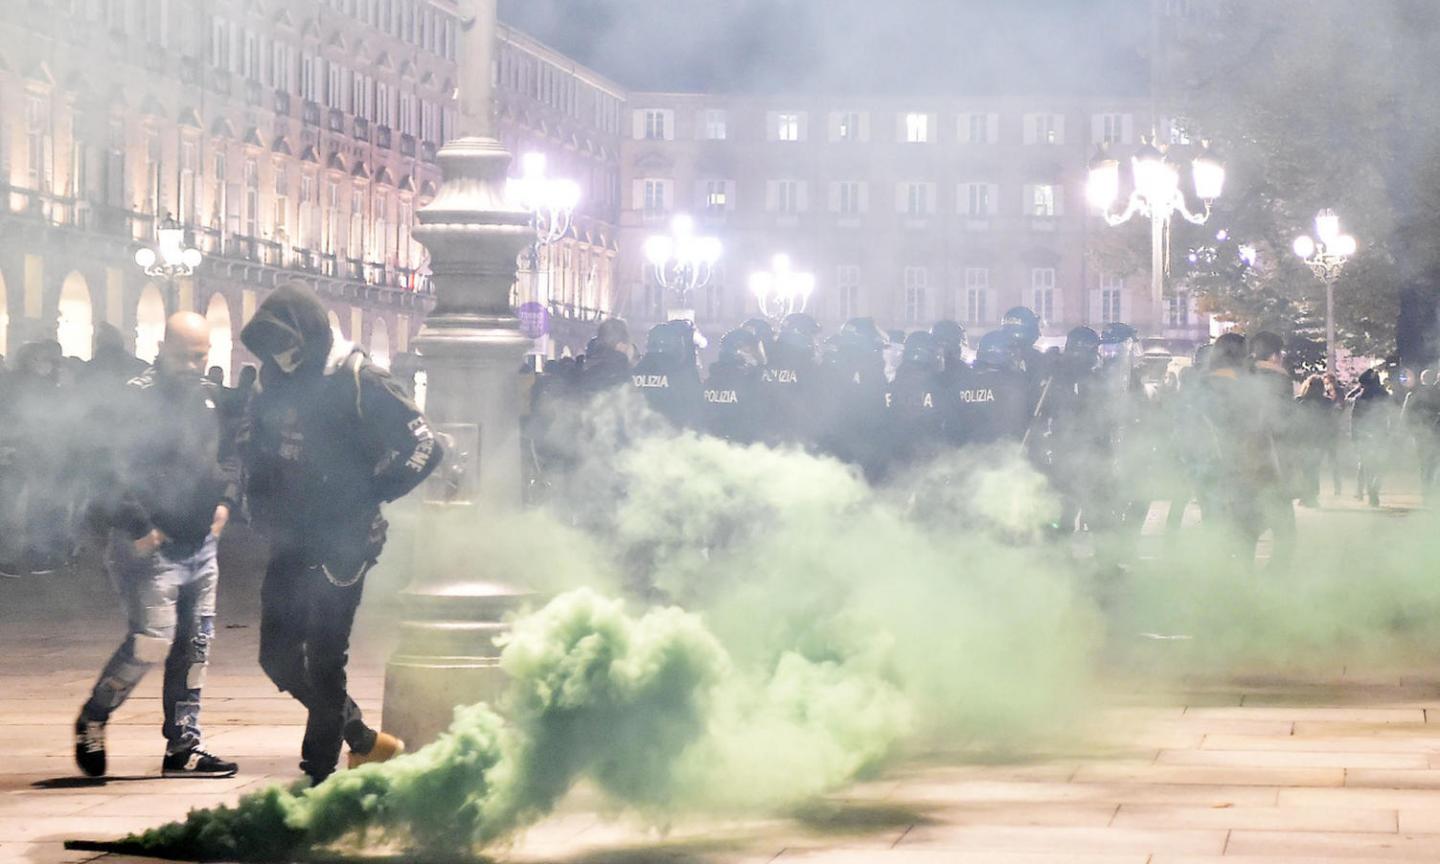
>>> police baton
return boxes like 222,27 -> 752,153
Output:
1020,375 -> 1055,454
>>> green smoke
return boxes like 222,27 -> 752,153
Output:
99,427 -> 1104,860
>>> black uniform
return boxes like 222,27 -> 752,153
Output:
703,358 -> 765,444
943,362 -> 1032,447
632,352 -> 703,431
761,340 -> 820,445
816,334 -> 889,478
885,336 -> 945,471
238,284 -> 443,784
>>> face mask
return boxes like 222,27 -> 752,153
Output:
273,346 -> 302,374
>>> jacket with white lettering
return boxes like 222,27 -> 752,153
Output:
885,364 -> 944,467
759,343 -> 821,445
702,359 -> 765,444
942,365 -> 1032,446
631,353 -> 704,431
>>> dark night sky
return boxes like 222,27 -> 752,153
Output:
498,0 -> 1153,96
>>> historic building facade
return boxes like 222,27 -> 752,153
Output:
616,92 -> 1216,347
0,0 -> 461,377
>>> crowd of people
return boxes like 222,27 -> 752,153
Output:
526,307 -> 1440,566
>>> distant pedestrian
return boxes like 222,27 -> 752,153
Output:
1402,369 -> 1440,501
75,312 -> 240,779
1349,369 -> 1393,507
1294,374 -> 1332,507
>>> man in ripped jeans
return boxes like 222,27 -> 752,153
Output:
75,312 -> 240,778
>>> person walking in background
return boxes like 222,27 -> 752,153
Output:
1294,374 -> 1333,507
75,312 -> 240,779
1321,372 -> 1346,496
1349,368 -> 1393,507
0,340 -> 69,576
1402,369 -> 1440,502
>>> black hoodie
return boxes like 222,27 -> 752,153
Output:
239,284 -> 443,562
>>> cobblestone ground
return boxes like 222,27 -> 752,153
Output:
4,484 -> 1440,864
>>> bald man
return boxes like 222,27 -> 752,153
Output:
76,312 -> 239,779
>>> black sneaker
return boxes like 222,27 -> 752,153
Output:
74,715 -> 107,777
162,748 -> 238,778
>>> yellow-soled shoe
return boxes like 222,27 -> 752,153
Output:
347,731 -> 406,769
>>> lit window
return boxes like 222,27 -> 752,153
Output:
705,180 -> 728,211
904,112 -> 929,143
776,112 -> 801,142
1031,184 -> 1058,217
836,112 -> 861,142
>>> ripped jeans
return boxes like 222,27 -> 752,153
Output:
82,531 -> 219,754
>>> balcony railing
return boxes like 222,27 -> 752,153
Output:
400,133 -> 416,158
375,125 -> 392,150
548,300 -> 608,323
302,100 -> 321,127
353,117 -> 369,141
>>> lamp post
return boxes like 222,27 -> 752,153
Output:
134,213 -> 202,310
748,254 -> 815,321
644,213 -> 720,322
1087,138 -> 1225,317
382,0 -> 537,748
1294,208 -> 1358,374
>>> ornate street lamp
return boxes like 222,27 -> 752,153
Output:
1294,208 -> 1358,373
134,214 -> 204,278
135,213 -> 202,308
643,213 -> 720,318
1087,138 -> 1225,310
508,152 -> 580,252
748,254 -> 815,321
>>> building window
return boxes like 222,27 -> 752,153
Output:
837,265 -> 860,319
704,179 -> 728,211
1100,113 -> 1126,145
965,268 -> 989,324
776,112 -> 801,142
903,266 -> 927,323
904,112 -> 929,143
775,179 -> 800,214
1035,114 -> 1060,144
644,109 -> 667,140
273,164 -> 288,236
179,141 -> 198,226
1032,268 -> 1055,322
836,181 -> 861,216
904,182 -> 929,217
1029,184 -> 1059,217
349,186 -> 365,258
1100,274 -> 1124,323
964,113 -> 994,144
26,96 -> 50,193
704,109 -> 727,141
642,178 -> 669,213
962,182 -> 992,216
836,111 -> 861,142
243,158 -> 258,237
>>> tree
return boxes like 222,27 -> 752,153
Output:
1160,0 -> 1440,366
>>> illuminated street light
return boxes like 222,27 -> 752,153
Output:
508,152 -> 580,248
749,254 -> 815,321
1295,208 -> 1358,373
134,213 -> 202,278
1087,138 -> 1225,311
644,213 -> 721,317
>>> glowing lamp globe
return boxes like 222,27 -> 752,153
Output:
181,248 -> 204,269
134,247 -> 156,269
1086,155 -> 1120,211
1315,210 -> 1341,245
1293,235 -> 1316,259
1334,234 -> 1358,257
1192,150 -> 1225,201
644,235 -> 673,268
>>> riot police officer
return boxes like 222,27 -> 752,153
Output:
816,318 -> 890,478
885,331 -> 946,472
703,328 -> 767,444
579,318 -> 634,395
762,313 -> 822,444
943,329 -> 1032,447
631,320 -> 703,430
741,317 -> 777,361
931,320 -> 969,382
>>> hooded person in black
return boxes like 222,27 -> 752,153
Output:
239,282 -> 443,785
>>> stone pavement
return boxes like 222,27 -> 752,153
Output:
4,488 -> 1440,864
